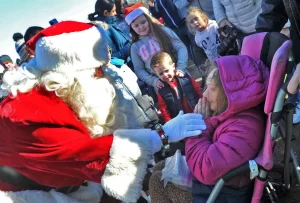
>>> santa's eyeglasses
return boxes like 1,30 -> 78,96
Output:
108,46 -> 112,55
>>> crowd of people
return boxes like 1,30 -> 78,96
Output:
0,0 -> 299,203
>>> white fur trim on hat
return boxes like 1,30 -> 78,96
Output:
125,7 -> 147,25
32,26 -> 108,75
101,129 -> 155,202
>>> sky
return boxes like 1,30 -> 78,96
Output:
0,0 -> 95,62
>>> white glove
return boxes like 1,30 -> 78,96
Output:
163,111 -> 206,143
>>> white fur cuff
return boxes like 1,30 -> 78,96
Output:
101,129 -> 155,202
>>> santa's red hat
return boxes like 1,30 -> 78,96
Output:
124,2 -> 149,25
24,21 -> 108,75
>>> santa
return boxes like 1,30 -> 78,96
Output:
0,21 -> 205,203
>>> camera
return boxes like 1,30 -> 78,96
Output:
217,25 -> 241,56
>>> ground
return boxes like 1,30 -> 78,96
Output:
273,122 -> 300,203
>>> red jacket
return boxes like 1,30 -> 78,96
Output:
0,88 -> 113,190
158,76 -> 202,122
0,87 -> 155,203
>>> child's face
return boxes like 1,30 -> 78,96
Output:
189,15 -> 207,32
131,15 -> 150,36
153,60 -> 175,82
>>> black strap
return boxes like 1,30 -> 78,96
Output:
271,108 -> 286,124
197,0 -> 203,11
0,165 -> 79,193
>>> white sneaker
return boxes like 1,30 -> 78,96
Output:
293,101 -> 300,124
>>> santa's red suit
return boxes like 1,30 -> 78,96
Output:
0,86 -> 158,202
0,20 -> 205,203
0,21 -> 159,203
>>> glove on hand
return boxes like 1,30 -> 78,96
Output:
163,111 -> 206,143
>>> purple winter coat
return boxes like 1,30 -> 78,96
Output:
185,55 -> 270,187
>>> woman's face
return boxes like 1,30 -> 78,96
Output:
131,15 -> 150,36
188,15 -> 207,32
104,5 -> 117,16
120,0 -> 126,13
203,71 -> 222,113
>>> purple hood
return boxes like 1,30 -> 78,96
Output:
185,55 -> 269,186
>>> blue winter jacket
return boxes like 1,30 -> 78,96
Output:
96,16 -> 131,60
117,14 -> 131,38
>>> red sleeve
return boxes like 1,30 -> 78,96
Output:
0,124 -> 113,190
157,93 -> 172,122
190,75 -> 202,98
14,125 -> 113,188
0,89 -> 113,188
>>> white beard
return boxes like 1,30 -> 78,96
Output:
3,67 -> 136,138
41,70 -> 119,138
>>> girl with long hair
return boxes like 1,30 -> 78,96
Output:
186,7 -> 221,61
124,3 -> 188,90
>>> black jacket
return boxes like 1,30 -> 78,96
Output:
158,74 -> 199,118
256,0 -> 288,32
256,0 -> 300,63
192,180 -> 253,203
149,0 -> 185,29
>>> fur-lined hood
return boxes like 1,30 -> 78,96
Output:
90,20 -> 110,30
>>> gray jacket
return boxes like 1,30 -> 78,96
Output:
213,0 -> 261,33
130,27 -> 188,87
173,0 -> 215,20
102,63 -> 145,129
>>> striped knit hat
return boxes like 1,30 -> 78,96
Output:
12,33 -> 31,62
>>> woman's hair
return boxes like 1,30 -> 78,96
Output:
115,0 -> 125,16
130,14 -> 174,58
186,7 -> 209,34
88,0 -> 115,21
204,60 -> 228,116
24,26 -> 44,43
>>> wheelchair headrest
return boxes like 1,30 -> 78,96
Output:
241,32 -> 292,114
264,39 -> 292,114
241,32 -> 289,68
